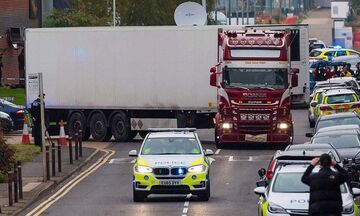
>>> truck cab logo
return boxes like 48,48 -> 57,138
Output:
243,93 -> 267,98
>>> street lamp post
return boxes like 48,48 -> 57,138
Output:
113,0 -> 116,26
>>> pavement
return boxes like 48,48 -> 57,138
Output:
301,8 -> 333,46
20,109 -> 312,216
0,138 -> 100,216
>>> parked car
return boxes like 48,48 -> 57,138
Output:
0,111 -> 13,132
309,126 -> 360,160
310,88 -> 360,122
313,112 -> 360,133
0,99 -> 26,130
309,48 -> 360,63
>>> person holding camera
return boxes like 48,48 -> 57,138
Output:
301,153 -> 348,216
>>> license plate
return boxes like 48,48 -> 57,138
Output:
336,109 -> 346,113
159,180 -> 181,186
245,134 -> 267,142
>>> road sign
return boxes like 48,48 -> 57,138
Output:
28,73 -> 40,94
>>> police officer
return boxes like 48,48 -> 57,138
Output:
301,154 -> 348,216
30,97 -> 42,148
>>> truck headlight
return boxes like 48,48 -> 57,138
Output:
135,165 -> 153,173
268,202 -> 287,214
188,165 -> 206,173
342,203 -> 354,214
277,123 -> 289,130
221,123 -> 232,129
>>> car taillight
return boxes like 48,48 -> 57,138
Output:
352,103 -> 360,109
266,159 -> 277,180
319,106 -> 331,111
16,110 -> 24,115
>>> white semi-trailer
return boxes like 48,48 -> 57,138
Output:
25,25 -> 309,142
25,27 -> 218,141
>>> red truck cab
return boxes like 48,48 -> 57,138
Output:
210,28 -> 298,148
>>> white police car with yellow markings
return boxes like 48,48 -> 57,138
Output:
129,128 -> 213,202
254,164 -> 360,216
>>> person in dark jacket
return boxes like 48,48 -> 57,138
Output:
30,98 -> 42,148
301,154 -> 348,216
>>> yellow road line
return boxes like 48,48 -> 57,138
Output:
26,149 -> 115,216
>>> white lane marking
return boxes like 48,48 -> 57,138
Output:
248,156 -> 253,162
26,149 -> 115,216
228,156 -> 234,161
215,149 -> 221,155
109,159 -> 115,164
182,194 -> 192,216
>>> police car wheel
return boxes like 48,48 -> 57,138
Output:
197,180 -> 210,201
133,187 -> 147,202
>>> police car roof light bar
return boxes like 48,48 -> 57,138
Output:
147,128 -> 197,132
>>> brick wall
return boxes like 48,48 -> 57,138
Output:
0,0 -> 39,86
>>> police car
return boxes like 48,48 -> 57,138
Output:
129,128 -> 213,202
311,88 -> 360,122
254,164 -> 360,216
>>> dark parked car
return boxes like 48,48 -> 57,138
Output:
0,99 -> 26,130
313,112 -> 360,134
0,111 -> 13,132
310,126 -> 360,160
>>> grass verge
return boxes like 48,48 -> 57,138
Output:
0,87 -> 26,105
0,144 -> 41,183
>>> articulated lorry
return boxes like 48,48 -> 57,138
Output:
211,25 -> 309,147
25,25 -> 308,143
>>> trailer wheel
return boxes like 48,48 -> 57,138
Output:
90,112 -> 111,142
110,112 -> 130,142
68,112 -> 87,138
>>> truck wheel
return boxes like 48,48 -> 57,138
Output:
90,112 -> 111,142
110,112 -> 130,142
68,112 -> 86,138
139,131 -> 148,139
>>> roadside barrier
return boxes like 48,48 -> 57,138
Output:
57,140 -> 62,172
74,133 -> 79,161
45,146 -> 50,181
51,143 -> 56,177
68,137 -> 73,164
79,130 -> 83,157
6,161 -> 23,208
21,116 -> 30,144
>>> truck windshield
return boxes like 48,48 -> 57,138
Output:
223,68 -> 288,89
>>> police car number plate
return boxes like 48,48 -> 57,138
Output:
159,180 -> 181,185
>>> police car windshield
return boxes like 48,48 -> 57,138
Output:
273,173 -> 346,193
141,138 -> 201,155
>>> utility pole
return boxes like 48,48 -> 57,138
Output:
228,0 -> 232,25
242,0 -> 245,25
113,0 -> 116,26
246,0 -> 249,24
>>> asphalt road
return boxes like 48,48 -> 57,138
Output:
24,109 -> 311,216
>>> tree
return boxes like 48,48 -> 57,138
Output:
44,0 -> 215,27
0,134 -> 14,173
350,0 -> 360,16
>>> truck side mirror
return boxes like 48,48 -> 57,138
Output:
210,73 -> 216,87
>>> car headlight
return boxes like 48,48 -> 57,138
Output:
221,123 -> 232,129
277,122 -> 289,130
188,164 -> 206,173
268,202 -> 287,214
135,165 -> 153,173
342,203 -> 354,214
